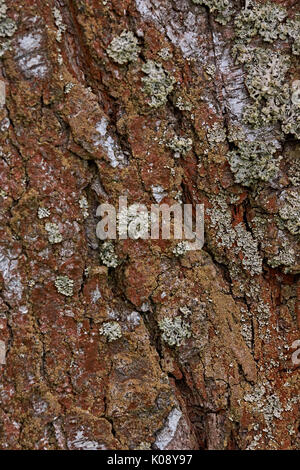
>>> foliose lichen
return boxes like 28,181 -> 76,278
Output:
158,316 -> 191,347
45,222 -> 63,244
107,30 -> 140,64
227,140 -> 281,187
278,190 -> 300,235
99,241 -> 119,268
173,241 -> 189,257
207,122 -> 227,147
192,0 -> 233,25
52,7 -> 66,43
167,135 -> 193,157
55,276 -> 74,297
0,0 -> 17,38
234,0 -> 300,55
99,321 -> 122,342
38,207 -> 50,219
141,60 -> 175,108
232,41 -> 300,138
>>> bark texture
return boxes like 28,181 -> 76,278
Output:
0,0 -> 299,450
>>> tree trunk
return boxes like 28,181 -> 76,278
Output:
0,0 -> 299,450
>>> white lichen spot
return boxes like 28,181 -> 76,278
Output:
55,275 -> 74,297
152,185 -> 167,203
167,135 -> 193,157
99,241 -> 119,268
154,408 -> 183,450
52,7 -> 66,43
0,80 -> 6,107
100,321 -> 122,342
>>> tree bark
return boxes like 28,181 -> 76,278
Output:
0,0 -> 299,450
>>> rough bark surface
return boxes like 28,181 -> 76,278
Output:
0,0 -> 299,450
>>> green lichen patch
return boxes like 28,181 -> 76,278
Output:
227,140 -> 281,187
45,222 -> 63,244
141,60 -> 175,108
278,190 -> 300,235
158,316 -> 191,347
192,0 -> 233,25
167,136 -> 193,157
99,321 -> 122,342
55,276 -> 74,297
207,194 -> 263,275
234,0 -> 287,43
107,30 -> 140,65
173,241 -> 189,257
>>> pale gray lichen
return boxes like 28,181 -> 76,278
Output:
207,195 -> 263,275
141,60 -> 175,108
167,136 -> 193,157
173,241 -> 189,257
233,44 -> 300,138
118,204 -> 149,239
107,30 -> 140,64
235,47 -> 290,127
52,7 -> 66,42
234,223 -> 263,275
64,82 -> 75,94
234,0 -> 300,55
234,0 -> 287,43
38,207 -> 51,219
158,316 -> 191,347
99,321 -> 122,342
268,239 -> 296,272
179,306 -> 192,317
175,96 -> 192,111
79,196 -> 89,219
45,222 -> 63,244
207,122 -> 227,147
99,241 -> 119,268
158,47 -> 173,61
0,0 -> 17,38
192,0 -> 233,25
55,275 -> 74,297
278,190 -> 300,235
227,140 -> 281,187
